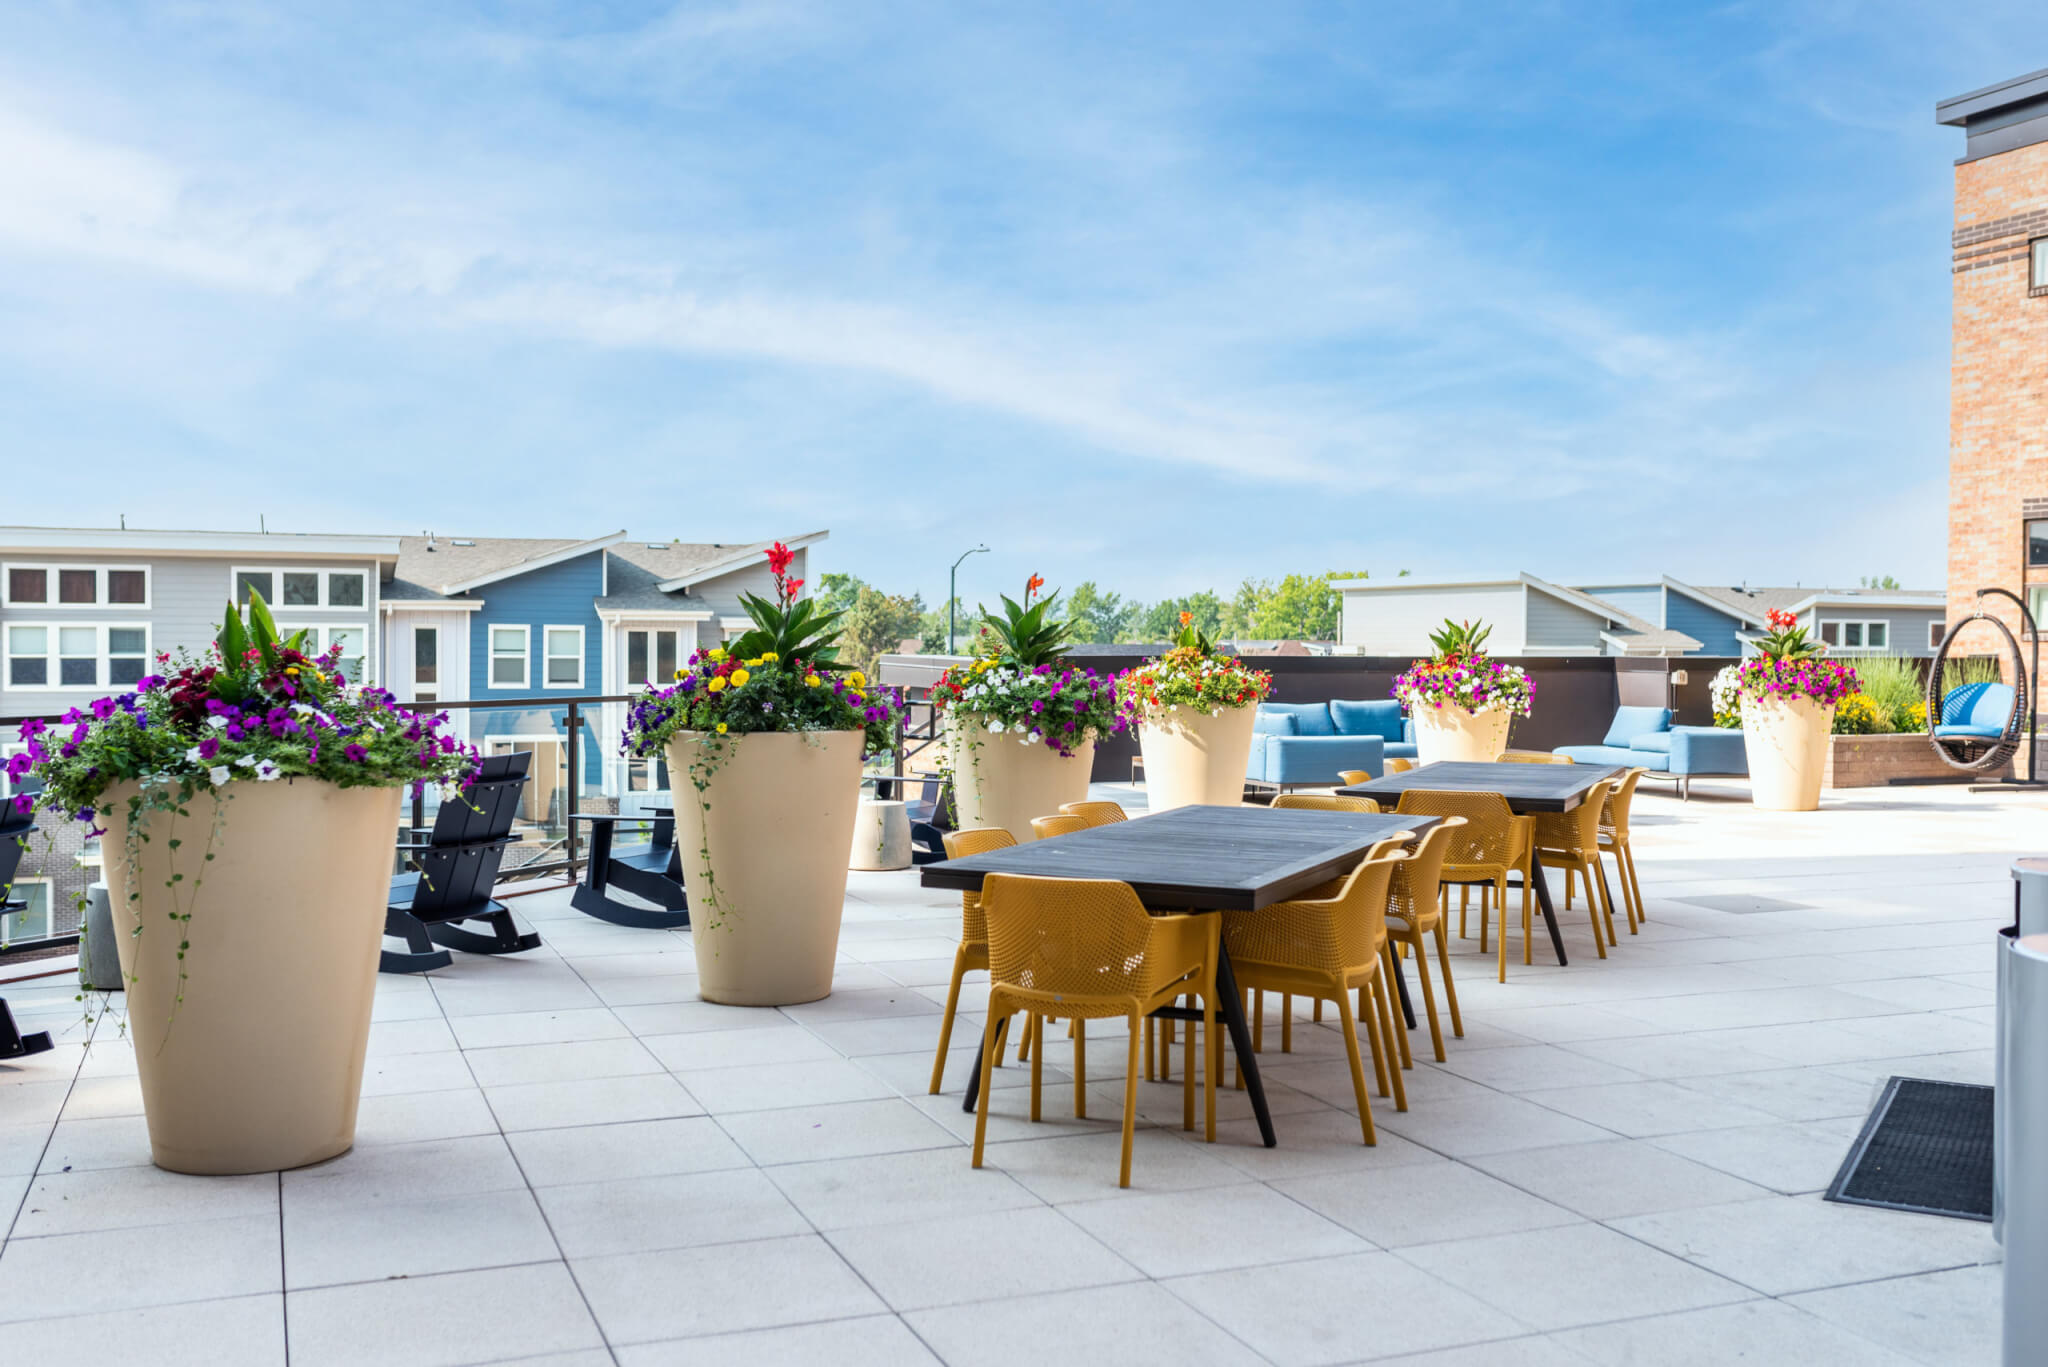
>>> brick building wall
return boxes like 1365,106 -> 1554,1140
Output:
1948,138 -> 2048,662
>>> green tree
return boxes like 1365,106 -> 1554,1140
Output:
1221,579 -> 1271,638
1132,591 -> 1224,642
840,584 -> 927,675
815,572 -> 864,617
1860,574 -> 1902,590
1064,581 -> 1135,644
1248,572 -> 1343,640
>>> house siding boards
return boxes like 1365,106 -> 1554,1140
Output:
1524,589 -> 1609,651
1579,585 -> 1664,625
1341,584 -> 1526,656
1801,604 -> 1948,657
2,552 -> 382,718
1664,592 -> 1747,656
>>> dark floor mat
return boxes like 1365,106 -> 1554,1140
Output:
1826,1076 -> 1993,1222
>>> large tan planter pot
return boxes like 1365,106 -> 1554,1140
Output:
103,779 -> 402,1175
1138,705 -> 1257,812
1741,695 -> 1833,811
946,712 -> 1095,842
1411,704 -> 1512,766
665,729 -> 863,1006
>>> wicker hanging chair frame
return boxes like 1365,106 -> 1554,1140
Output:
1925,592 -> 2034,773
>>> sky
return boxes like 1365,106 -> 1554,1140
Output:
0,2 -> 2031,611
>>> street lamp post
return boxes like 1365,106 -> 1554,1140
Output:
947,544 -> 990,655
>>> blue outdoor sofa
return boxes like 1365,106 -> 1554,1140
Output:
1553,705 -> 1749,800
1247,700 -> 1416,790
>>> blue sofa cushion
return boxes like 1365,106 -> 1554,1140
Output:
1669,726 -> 1748,776
1629,733 -> 1673,754
1331,699 -> 1405,742
1260,735 -> 1384,785
1940,682 -> 1991,726
1604,706 -> 1671,748
1252,710 -> 1298,737
1262,702 -> 1336,737
1385,742 -> 1418,759
1935,723 -> 2004,739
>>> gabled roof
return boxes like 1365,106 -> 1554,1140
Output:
1677,582 -> 1944,622
0,526 -> 401,558
652,531 -> 828,593
1520,574 -> 1701,656
1661,578 -> 1773,628
387,533 -> 626,599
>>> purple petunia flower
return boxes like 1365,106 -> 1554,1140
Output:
344,743 -> 369,763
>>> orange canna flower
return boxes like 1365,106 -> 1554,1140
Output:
1179,611 -> 1192,626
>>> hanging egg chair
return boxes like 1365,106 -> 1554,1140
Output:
1925,597 -> 2032,773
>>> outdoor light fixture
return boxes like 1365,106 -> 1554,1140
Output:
947,544 -> 990,655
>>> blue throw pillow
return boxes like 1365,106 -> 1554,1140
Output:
1252,710 -> 1299,737
1263,702 -> 1336,737
1603,706 -> 1671,748
1330,699 -> 1405,741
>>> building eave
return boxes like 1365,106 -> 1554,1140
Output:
435,530 -> 628,596
653,530 -> 829,593
0,527 -> 402,559
1661,577 -> 1773,629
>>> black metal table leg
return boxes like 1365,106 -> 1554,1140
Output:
1529,866 -> 1569,966
1390,948 -> 1416,1029
1212,946 -> 1276,1148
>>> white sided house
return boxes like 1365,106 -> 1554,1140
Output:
1334,573 -> 1702,658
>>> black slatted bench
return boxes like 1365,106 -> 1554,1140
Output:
0,802 -> 55,1058
569,800 -> 689,929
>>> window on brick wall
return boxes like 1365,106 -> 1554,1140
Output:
2030,520 -> 2048,569
2034,237 -> 2048,294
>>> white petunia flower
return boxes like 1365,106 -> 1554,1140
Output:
292,703 -> 316,716
208,766 -> 231,786
184,745 -> 204,765
254,760 -> 280,781
986,720 -> 1005,733
205,715 -> 229,730
235,755 -> 258,768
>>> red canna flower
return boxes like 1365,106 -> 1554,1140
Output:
765,542 -> 795,577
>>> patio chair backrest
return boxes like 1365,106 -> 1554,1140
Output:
407,755 -> 532,921
428,751 -> 530,846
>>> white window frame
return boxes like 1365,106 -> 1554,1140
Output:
278,623 -> 373,686
2,622 -> 151,692
230,565 -> 371,611
1930,620 -> 1947,651
488,624 -> 531,690
1818,619 -> 1889,653
2,563 -> 152,610
1,876 -> 54,941
542,625 -> 585,690
624,628 -> 684,688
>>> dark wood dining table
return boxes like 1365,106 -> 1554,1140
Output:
920,803 -> 1439,1148
1336,761 -> 1625,967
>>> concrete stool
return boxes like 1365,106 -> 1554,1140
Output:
79,882 -> 123,992
850,799 -> 912,871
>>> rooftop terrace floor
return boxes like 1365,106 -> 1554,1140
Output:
0,778 -> 2023,1366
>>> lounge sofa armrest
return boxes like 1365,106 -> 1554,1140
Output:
1265,736 -> 1385,785
1668,726 -> 1748,777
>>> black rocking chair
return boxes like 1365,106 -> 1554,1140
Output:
381,752 -> 543,974
0,799 -> 56,1058
900,774 -> 954,866
569,793 -> 690,929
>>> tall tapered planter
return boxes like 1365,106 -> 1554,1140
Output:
1411,704 -> 1512,765
946,713 -> 1095,842
102,779 -> 402,1175
1741,695 -> 1832,811
667,729 -> 864,1006
1139,706 -> 1256,812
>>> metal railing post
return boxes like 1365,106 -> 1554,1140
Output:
564,701 -> 581,878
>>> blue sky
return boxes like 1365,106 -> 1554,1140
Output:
0,3 -> 2026,609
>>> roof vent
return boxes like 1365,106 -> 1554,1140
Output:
645,543 -> 667,550
451,539 -> 476,547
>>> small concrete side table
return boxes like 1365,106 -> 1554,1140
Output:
79,882 -> 124,992
850,799 -> 913,871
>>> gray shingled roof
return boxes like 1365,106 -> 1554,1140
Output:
1684,584 -> 1944,625
383,535 -> 805,606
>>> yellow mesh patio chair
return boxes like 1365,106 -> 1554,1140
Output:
1271,793 -> 1381,813
1030,813 -> 1088,840
1395,790 -> 1534,984
1532,777 -> 1621,952
1060,800 -> 1128,826
1223,844 -> 1412,1144
1338,769 -> 1374,786
929,828 -> 1018,1094
1502,750 -> 1572,764
1384,816 -> 1465,1061
972,874 -> 1221,1187
1385,758 -> 1415,774
1581,767 -> 1650,928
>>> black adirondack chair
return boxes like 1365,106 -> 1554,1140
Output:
0,798 -> 55,1058
569,792 -> 689,929
381,752 -> 542,974
901,774 -> 954,866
